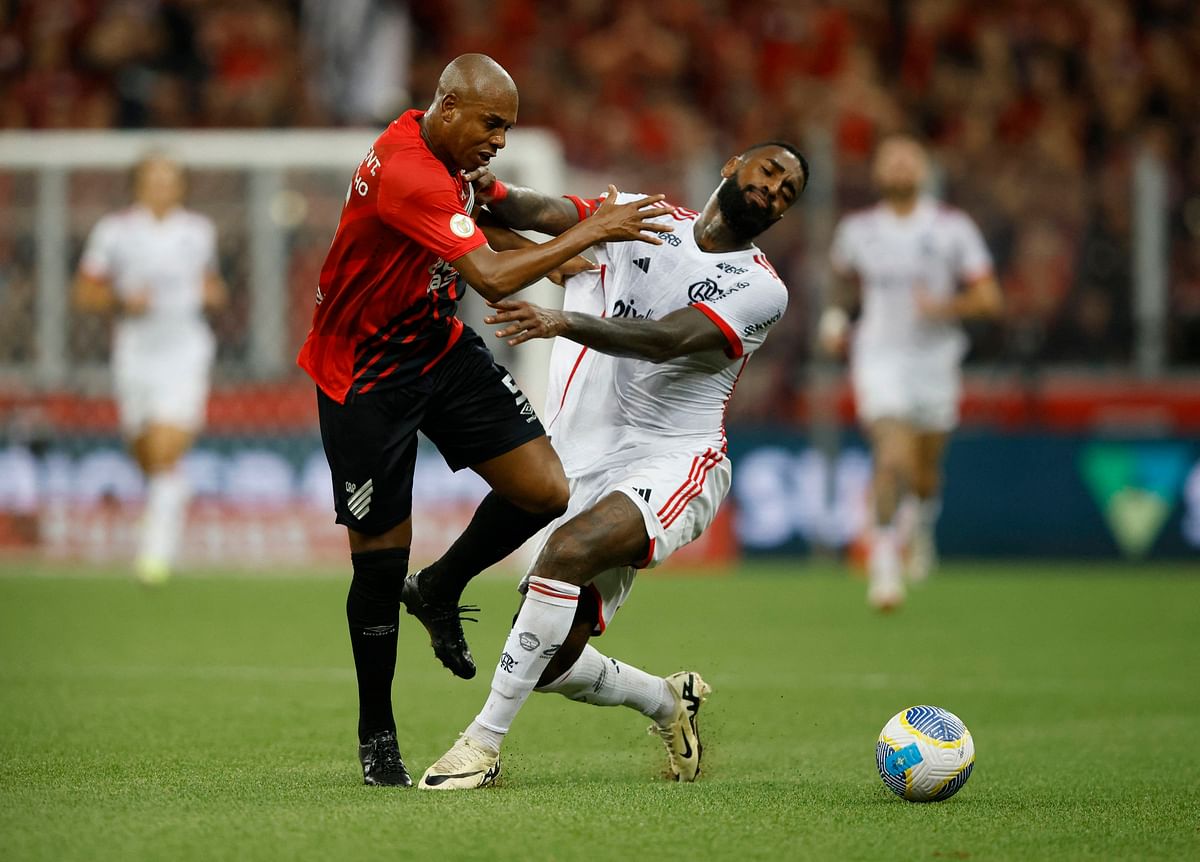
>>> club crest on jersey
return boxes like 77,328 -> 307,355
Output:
449,213 -> 475,238
346,478 -> 373,520
688,278 -> 750,303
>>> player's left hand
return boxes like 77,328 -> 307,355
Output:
486,299 -> 566,345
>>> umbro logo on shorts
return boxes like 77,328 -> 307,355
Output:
633,257 -> 650,273
502,373 -> 538,424
347,478 -> 373,519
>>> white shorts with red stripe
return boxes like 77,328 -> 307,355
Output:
520,446 -> 730,635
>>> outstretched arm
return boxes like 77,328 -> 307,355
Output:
478,218 -> 598,285
485,299 -> 728,364
471,171 -> 582,237
453,186 -> 671,303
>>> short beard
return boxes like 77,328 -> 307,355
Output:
881,182 -> 918,203
716,178 -> 777,241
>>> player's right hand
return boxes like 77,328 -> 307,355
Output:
590,185 -> 674,244
485,299 -> 565,345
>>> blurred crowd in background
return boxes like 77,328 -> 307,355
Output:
2,0 -> 1199,377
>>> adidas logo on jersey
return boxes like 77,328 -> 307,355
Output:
633,257 -> 650,273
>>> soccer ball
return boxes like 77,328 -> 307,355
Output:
876,705 -> 975,802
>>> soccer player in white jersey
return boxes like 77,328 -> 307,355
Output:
415,142 -> 808,789
819,136 -> 1002,610
74,153 -> 227,584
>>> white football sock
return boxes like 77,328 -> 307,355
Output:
139,468 -> 190,567
536,644 -> 675,724
469,576 -> 580,746
869,523 -> 902,591
915,497 -> 941,536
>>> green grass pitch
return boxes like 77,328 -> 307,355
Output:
1,560 -> 1197,861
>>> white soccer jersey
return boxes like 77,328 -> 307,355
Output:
544,193 -> 788,476
80,204 -> 219,433
80,204 -> 218,358
830,197 -> 993,365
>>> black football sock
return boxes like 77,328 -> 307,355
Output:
347,547 -> 408,743
419,491 -> 558,603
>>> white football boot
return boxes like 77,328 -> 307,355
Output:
650,671 -> 712,782
418,735 -> 501,790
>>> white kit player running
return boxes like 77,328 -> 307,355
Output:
419,142 -> 808,789
75,153 -> 227,584
819,135 -> 1002,610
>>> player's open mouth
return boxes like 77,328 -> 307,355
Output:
478,151 -> 494,165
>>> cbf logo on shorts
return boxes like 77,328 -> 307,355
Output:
501,374 -> 538,424
346,478 -> 373,519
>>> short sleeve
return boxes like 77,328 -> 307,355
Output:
79,216 -> 117,279
377,166 -> 487,262
829,217 -> 856,276
954,214 -> 993,282
691,269 -> 789,359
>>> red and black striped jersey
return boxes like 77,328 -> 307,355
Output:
297,109 -> 487,403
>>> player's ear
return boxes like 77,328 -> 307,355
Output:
720,155 -> 741,179
438,92 -> 459,122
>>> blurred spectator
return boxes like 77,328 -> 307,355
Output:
302,0 -> 411,125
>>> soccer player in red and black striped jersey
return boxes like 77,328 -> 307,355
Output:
297,53 -> 674,786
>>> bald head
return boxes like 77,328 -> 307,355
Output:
432,54 -> 517,109
422,54 -> 519,173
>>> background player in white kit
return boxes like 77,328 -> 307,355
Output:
417,142 -> 808,789
75,153 -> 227,584
819,136 -> 1002,610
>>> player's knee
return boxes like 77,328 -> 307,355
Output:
912,470 -> 940,499
531,527 -> 590,585
874,448 -> 913,486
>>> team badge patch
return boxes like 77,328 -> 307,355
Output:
450,213 -> 476,238
518,632 -> 540,651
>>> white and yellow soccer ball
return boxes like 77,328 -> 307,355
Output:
876,705 -> 975,802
